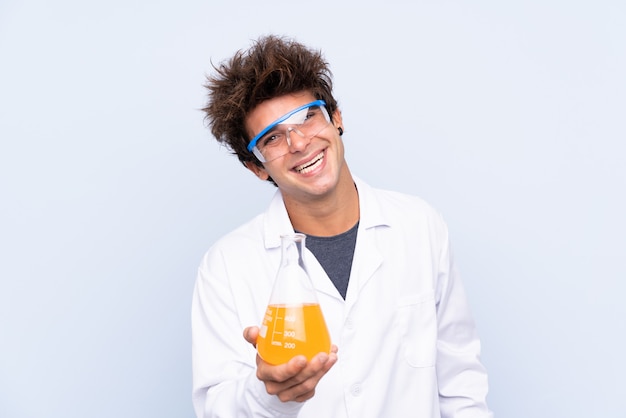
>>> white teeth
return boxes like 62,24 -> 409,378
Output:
295,152 -> 324,174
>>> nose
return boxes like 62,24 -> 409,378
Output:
286,127 -> 310,152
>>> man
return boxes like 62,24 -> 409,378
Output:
192,34 -> 492,417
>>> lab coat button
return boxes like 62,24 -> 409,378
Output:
345,318 -> 354,330
350,383 -> 362,396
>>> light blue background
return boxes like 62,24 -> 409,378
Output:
1,1 -> 624,417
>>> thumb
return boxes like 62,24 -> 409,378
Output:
243,326 -> 259,347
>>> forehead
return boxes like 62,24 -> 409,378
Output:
246,92 -> 317,136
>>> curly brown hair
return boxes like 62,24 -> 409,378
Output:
202,35 -> 339,168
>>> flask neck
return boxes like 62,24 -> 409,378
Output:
280,233 -> 306,267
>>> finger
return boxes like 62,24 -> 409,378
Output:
274,374 -> 317,403
258,354 -> 307,384
278,350 -> 336,387
293,389 -> 316,403
266,352 -> 334,395
243,326 -> 259,347
272,353 -> 338,402
312,351 -> 337,376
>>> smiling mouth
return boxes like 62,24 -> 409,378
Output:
294,151 -> 324,174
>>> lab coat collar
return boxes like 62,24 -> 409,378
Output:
261,176 -> 390,301
353,176 -> 390,231
262,191 -> 296,249
261,176 -> 390,248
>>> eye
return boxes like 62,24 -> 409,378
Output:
304,107 -> 320,122
260,132 -> 284,148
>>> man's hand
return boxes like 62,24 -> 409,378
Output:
243,326 -> 339,403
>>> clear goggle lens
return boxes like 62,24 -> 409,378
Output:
248,100 -> 331,163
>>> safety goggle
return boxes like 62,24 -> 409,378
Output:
247,100 -> 331,163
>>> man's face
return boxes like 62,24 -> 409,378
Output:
244,91 -> 345,204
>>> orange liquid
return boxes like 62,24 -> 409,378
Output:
256,303 -> 331,365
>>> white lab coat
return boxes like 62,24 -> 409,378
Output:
192,177 -> 492,418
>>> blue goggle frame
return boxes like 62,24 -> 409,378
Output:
247,100 -> 327,152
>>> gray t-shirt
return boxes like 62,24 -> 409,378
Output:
301,222 -> 359,300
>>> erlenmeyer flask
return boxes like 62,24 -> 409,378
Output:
256,233 -> 331,365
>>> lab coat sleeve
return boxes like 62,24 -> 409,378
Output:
191,246 -> 305,418
434,219 -> 493,418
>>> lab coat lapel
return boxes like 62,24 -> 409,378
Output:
305,248 -> 344,299
345,178 -> 388,306
346,222 -> 384,306
262,190 -> 343,299
262,190 -> 295,250
262,180 -> 389,302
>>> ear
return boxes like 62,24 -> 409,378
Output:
332,108 -> 344,133
244,161 -> 270,181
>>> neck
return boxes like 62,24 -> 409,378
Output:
284,167 -> 359,237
